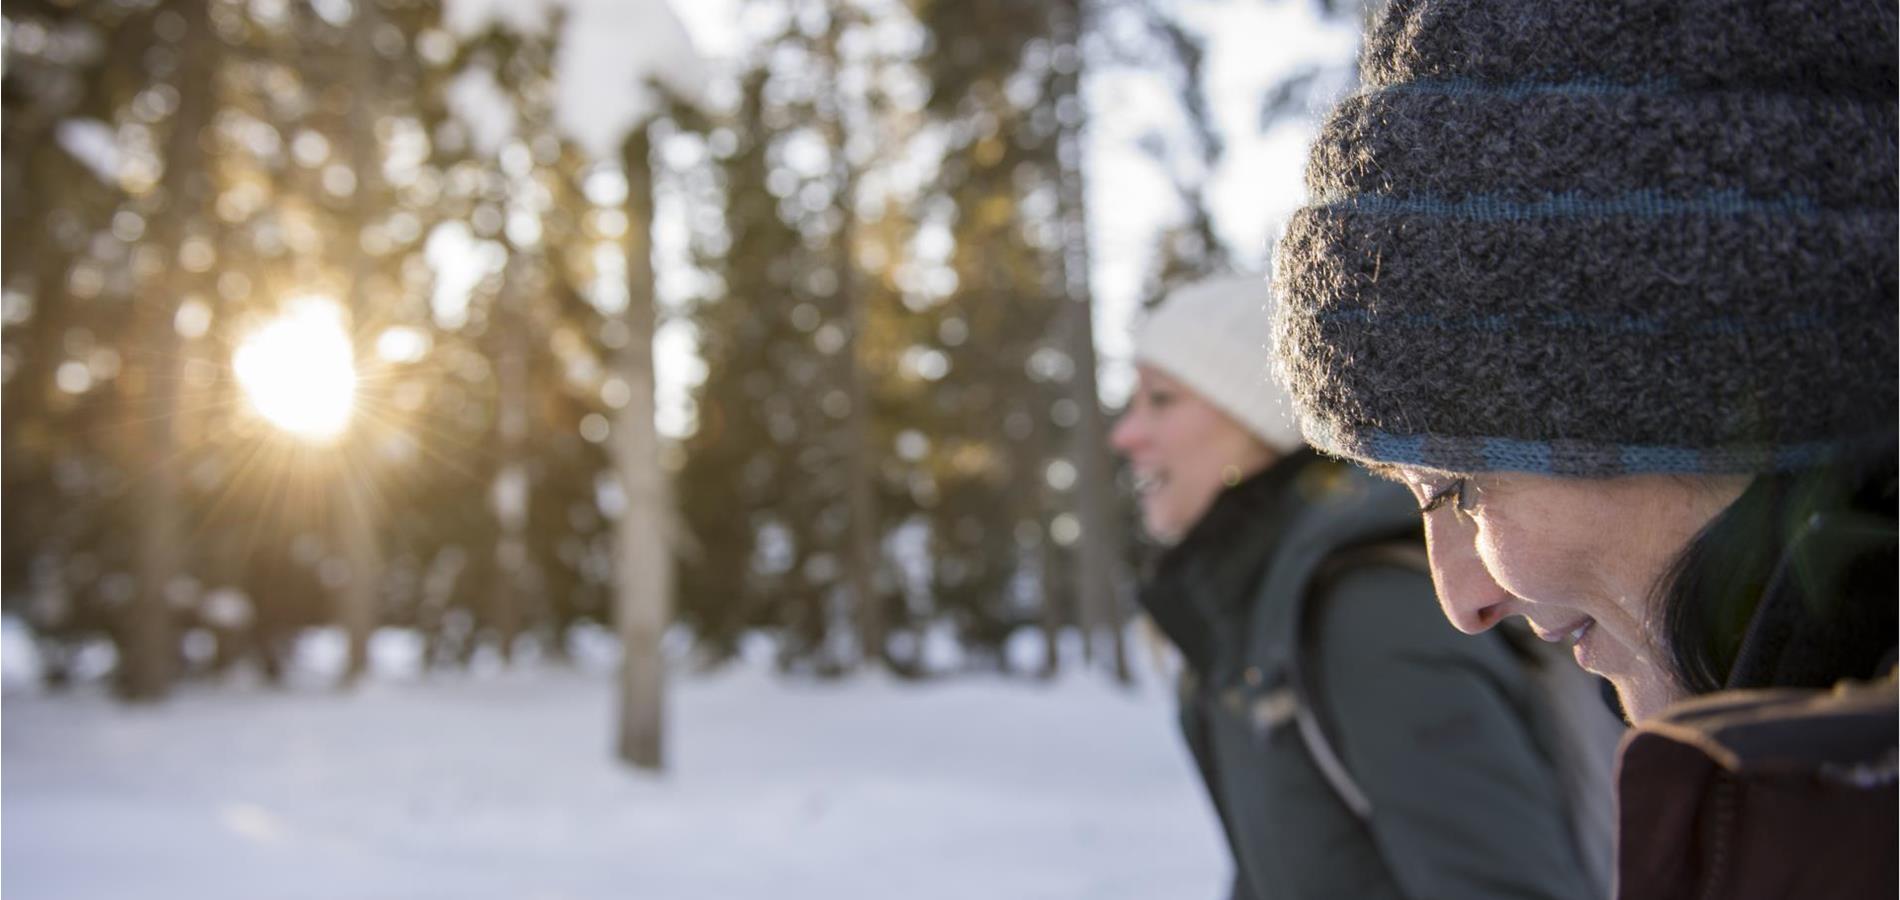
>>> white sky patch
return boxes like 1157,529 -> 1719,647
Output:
439,0 -> 550,38
669,0 -> 747,60
653,317 -> 701,440
650,178 -> 700,308
587,242 -> 629,315
443,65 -> 517,158
1182,0 -> 1362,260
1089,1 -> 1360,406
54,118 -> 120,185
490,463 -> 529,529
1084,68 -> 1195,408
376,326 -> 432,364
647,133 -> 722,443
424,221 -> 498,330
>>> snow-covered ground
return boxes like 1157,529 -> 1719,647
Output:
2,647 -> 1226,900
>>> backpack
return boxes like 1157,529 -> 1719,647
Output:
1293,540 -> 1623,900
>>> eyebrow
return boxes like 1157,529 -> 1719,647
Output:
1361,461 -> 1472,484
1362,462 -> 1408,483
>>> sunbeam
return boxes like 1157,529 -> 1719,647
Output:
231,297 -> 357,443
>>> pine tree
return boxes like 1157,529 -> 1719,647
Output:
2,0 -> 175,686
674,2 -> 916,674
677,62 -> 841,671
912,0 -> 1122,675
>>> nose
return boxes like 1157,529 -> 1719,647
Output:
1421,512 -> 1515,634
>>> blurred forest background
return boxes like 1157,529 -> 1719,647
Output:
1,0 -> 1364,761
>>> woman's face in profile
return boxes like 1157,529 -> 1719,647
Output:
1386,468 -> 1748,721
1110,366 -> 1272,544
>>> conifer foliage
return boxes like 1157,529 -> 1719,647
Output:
2,0 -> 1288,715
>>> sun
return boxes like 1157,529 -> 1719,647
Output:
232,297 -> 358,442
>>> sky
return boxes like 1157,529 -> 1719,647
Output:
439,0 -> 1362,419
1084,0 -> 1359,402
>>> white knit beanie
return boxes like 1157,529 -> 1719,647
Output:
1130,273 -> 1306,455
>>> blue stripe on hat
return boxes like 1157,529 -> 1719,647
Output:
1318,189 -> 1828,221
1336,430 -> 1872,476
1482,438 -> 1552,473
1358,431 -> 1428,466
1773,442 -> 1838,470
1379,76 -> 1682,99
1616,445 -> 1706,473
1314,309 -> 1836,335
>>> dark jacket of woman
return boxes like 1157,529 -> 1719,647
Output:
1139,450 -> 1612,900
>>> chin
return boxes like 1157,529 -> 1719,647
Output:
1141,509 -> 1185,544
1611,675 -> 1686,724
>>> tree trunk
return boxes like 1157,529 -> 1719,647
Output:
1037,507 -> 1067,679
1052,0 -> 1131,683
491,254 -> 530,667
337,0 -> 386,687
840,215 -> 884,670
614,126 -> 672,769
817,19 -> 884,672
124,0 -> 215,702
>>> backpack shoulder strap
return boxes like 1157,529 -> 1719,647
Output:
1234,461 -> 1427,820
1291,540 -> 1622,899
1285,538 -> 1430,822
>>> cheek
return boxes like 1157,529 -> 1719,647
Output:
1144,405 -> 1250,533
1471,517 -> 1604,605
1159,465 -> 1219,522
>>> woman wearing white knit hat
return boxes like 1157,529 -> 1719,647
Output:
1111,273 -> 1617,900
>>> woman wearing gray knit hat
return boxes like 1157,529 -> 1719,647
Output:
1273,0 -> 1897,897
1112,273 -> 1618,900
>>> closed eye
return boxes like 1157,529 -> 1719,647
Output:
1418,478 -> 1467,514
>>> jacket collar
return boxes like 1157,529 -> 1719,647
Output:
1137,451 -> 1319,674
1243,462 -> 1420,679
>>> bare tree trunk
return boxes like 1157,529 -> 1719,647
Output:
1037,506 -> 1066,679
336,487 -> 381,683
336,0 -> 386,687
614,126 -> 672,769
1052,0 -> 1131,683
490,253 -> 532,666
127,375 -> 183,702
124,0 -> 215,702
816,16 -> 884,672
839,215 -> 883,670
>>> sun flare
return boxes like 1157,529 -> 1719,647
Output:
232,297 -> 358,442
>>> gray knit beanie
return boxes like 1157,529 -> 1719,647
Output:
1133,274 -> 1306,455
1273,0 -> 1899,476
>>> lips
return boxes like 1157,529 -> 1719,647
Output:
1528,617 -> 1594,645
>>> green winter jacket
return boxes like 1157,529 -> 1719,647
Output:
1139,451 -> 1606,900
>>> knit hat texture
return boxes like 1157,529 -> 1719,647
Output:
1133,274 -> 1306,455
1273,0 -> 1899,476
